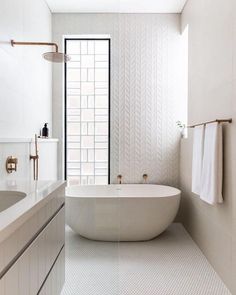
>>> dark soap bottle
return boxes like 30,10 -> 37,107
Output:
42,123 -> 49,138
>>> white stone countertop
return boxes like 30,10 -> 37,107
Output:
0,180 -> 66,243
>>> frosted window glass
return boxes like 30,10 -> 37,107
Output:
81,41 -> 87,54
88,123 -> 94,135
67,82 -> 80,89
95,116 -> 108,122
88,176 -> 95,184
88,150 -> 95,162
95,82 -> 108,89
95,109 -> 108,115
81,136 -> 94,148
95,136 -> 108,142
95,149 -> 108,162
81,163 -> 94,175
67,162 -> 81,169
81,96 -> 88,108
67,41 -> 80,54
70,55 -> 80,62
81,150 -> 88,162
95,96 -> 108,108
95,55 -> 108,62
81,69 -> 87,81
68,109 -> 80,115
68,96 -> 80,108
95,142 -> 108,148
95,176 -> 108,185
67,116 -> 80,122
88,70 -> 94,82
68,150 -> 80,161
81,82 -> 94,95
68,176 -> 80,186
81,56 -> 94,68
95,169 -> 107,175
95,62 -> 108,68
67,69 -> 80,81
68,123 -> 80,135
68,142 -> 80,149
95,162 -> 108,169
95,41 -> 108,54
95,88 -> 108,95
67,61 -> 81,68
81,122 -> 88,135
68,89 -> 80,95
95,123 -> 108,135
68,169 -> 80,176
81,109 -> 94,121
67,135 -> 80,142
88,96 -> 94,108
81,176 -> 88,185
66,39 -> 109,185
88,41 -> 94,54
95,69 -> 108,82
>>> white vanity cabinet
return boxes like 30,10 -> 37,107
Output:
0,184 -> 65,295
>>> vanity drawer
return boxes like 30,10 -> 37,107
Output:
0,205 -> 65,295
39,247 -> 65,295
0,186 -> 65,274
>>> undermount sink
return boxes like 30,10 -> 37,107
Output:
0,191 -> 27,213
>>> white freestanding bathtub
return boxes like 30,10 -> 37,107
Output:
66,184 -> 181,242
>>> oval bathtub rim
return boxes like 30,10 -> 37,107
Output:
66,184 -> 181,198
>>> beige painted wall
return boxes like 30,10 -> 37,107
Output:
180,0 -> 236,293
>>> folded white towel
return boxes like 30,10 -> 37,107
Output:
192,125 -> 205,195
200,122 -> 223,205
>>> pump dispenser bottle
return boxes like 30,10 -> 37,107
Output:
42,123 -> 49,138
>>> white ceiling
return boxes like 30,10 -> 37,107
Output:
45,0 -> 188,13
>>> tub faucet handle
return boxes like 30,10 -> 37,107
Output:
143,174 -> 148,183
117,174 -> 122,184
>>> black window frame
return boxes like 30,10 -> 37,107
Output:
64,38 -> 111,184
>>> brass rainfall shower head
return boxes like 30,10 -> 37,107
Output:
11,40 -> 70,63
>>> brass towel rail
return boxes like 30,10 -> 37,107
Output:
187,118 -> 232,128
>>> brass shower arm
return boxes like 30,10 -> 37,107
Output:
11,40 -> 59,52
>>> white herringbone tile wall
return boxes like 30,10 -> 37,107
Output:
53,14 -> 186,185
62,224 -> 231,295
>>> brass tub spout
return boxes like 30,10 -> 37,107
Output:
117,175 -> 122,184
143,174 -> 148,183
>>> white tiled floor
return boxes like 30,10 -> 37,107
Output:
61,224 -> 231,295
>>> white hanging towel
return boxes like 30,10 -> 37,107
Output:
200,122 -> 223,205
192,125 -> 205,195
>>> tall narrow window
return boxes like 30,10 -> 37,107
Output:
65,39 -> 110,186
